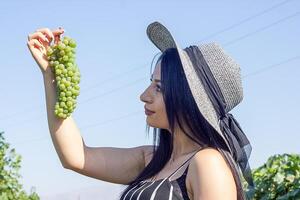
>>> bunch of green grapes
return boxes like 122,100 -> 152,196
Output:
46,36 -> 80,119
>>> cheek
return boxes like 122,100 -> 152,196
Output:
146,99 -> 169,128
155,97 -> 167,117
146,114 -> 169,129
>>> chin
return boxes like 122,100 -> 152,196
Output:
146,118 -> 158,128
146,119 -> 167,129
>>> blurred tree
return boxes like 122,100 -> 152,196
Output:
0,131 -> 40,200
243,153 -> 300,200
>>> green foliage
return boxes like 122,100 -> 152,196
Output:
244,153 -> 300,200
0,131 -> 40,200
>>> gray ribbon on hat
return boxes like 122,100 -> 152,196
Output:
184,45 -> 255,188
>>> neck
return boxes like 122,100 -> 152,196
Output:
169,127 -> 202,162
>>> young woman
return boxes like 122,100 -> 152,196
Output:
27,21 -> 254,200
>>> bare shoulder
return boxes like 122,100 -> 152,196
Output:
186,147 -> 237,200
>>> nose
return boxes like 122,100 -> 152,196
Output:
140,86 -> 152,103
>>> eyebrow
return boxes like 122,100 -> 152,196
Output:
150,74 -> 161,82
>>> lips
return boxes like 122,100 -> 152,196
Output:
144,106 -> 155,114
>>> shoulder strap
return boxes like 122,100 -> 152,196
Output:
167,147 -> 203,180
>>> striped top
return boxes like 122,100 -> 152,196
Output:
120,148 -> 202,200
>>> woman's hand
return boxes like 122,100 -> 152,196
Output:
27,27 -> 65,74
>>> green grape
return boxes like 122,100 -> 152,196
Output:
66,62 -> 73,68
65,81 -> 71,87
60,91 -> 66,97
54,61 -> 59,66
67,52 -> 73,57
60,101 -> 66,107
56,69 -> 62,75
58,42 -> 66,50
69,40 -> 76,48
59,84 -> 66,90
65,46 -> 71,52
63,39 -> 69,45
66,101 -> 73,107
66,91 -> 72,97
67,97 -> 73,101
59,64 -> 64,70
47,36 -> 81,119
74,85 -> 80,90
49,61 -> 55,67
47,48 -> 54,56
68,70 -> 74,76
59,50 -> 65,56
63,55 -> 69,62
58,108 -> 63,113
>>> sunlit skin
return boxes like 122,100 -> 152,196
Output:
140,59 -> 202,162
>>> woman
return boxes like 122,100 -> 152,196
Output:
27,21 -> 254,200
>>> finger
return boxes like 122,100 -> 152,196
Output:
36,28 -> 54,43
54,34 -> 64,44
32,32 -> 49,49
27,39 -> 43,50
52,27 -> 65,44
52,27 -> 65,36
28,32 -> 49,43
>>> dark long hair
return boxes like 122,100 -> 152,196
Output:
119,48 -> 247,200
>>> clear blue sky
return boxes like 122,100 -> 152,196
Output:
0,0 -> 299,199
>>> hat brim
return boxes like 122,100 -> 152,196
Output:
146,21 -> 231,151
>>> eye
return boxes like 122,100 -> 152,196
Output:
156,85 -> 161,92
149,78 -> 161,92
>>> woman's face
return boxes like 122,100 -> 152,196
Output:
140,60 -> 169,129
